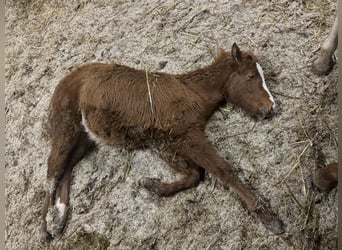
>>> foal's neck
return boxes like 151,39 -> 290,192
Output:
176,50 -> 234,108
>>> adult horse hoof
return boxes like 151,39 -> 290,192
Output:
311,49 -> 334,76
313,162 -> 338,192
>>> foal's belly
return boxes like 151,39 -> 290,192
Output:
81,111 -> 175,150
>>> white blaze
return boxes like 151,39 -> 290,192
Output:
56,197 -> 66,218
256,63 -> 275,108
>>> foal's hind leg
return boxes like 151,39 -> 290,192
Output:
40,132 -> 95,242
52,132 -> 95,235
141,151 -> 203,197
40,135 -> 78,243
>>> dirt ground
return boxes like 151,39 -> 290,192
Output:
5,0 -> 338,249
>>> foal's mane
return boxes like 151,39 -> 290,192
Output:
213,48 -> 230,63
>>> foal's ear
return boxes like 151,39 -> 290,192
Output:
231,43 -> 242,64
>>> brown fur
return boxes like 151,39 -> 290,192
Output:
313,162 -> 338,191
40,43 -> 283,243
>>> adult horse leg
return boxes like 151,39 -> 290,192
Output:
312,16 -> 338,75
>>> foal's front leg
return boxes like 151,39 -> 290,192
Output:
178,132 -> 285,234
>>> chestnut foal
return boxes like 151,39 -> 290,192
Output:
40,43 -> 284,242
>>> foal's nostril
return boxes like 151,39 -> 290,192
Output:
257,106 -> 275,120
264,108 -> 275,119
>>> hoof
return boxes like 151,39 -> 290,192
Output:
139,177 -> 161,192
138,177 -> 173,196
311,49 -> 334,76
40,230 -> 53,243
313,163 -> 338,192
254,203 -> 285,235
46,203 -> 69,237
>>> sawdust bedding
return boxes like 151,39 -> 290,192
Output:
5,0 -> 337,249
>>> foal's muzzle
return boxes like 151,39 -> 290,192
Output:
264,107 -> 275,119
260,106 -> 276,120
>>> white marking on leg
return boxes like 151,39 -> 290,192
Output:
256,63 -> 275,108
81,112 -> 102,143
56,197 -> 66,218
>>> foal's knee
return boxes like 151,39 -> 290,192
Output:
187,168 -> 202,188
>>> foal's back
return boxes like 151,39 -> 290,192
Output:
49,63 -> 204,147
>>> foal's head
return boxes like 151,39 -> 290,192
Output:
225,43 -> 275,120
